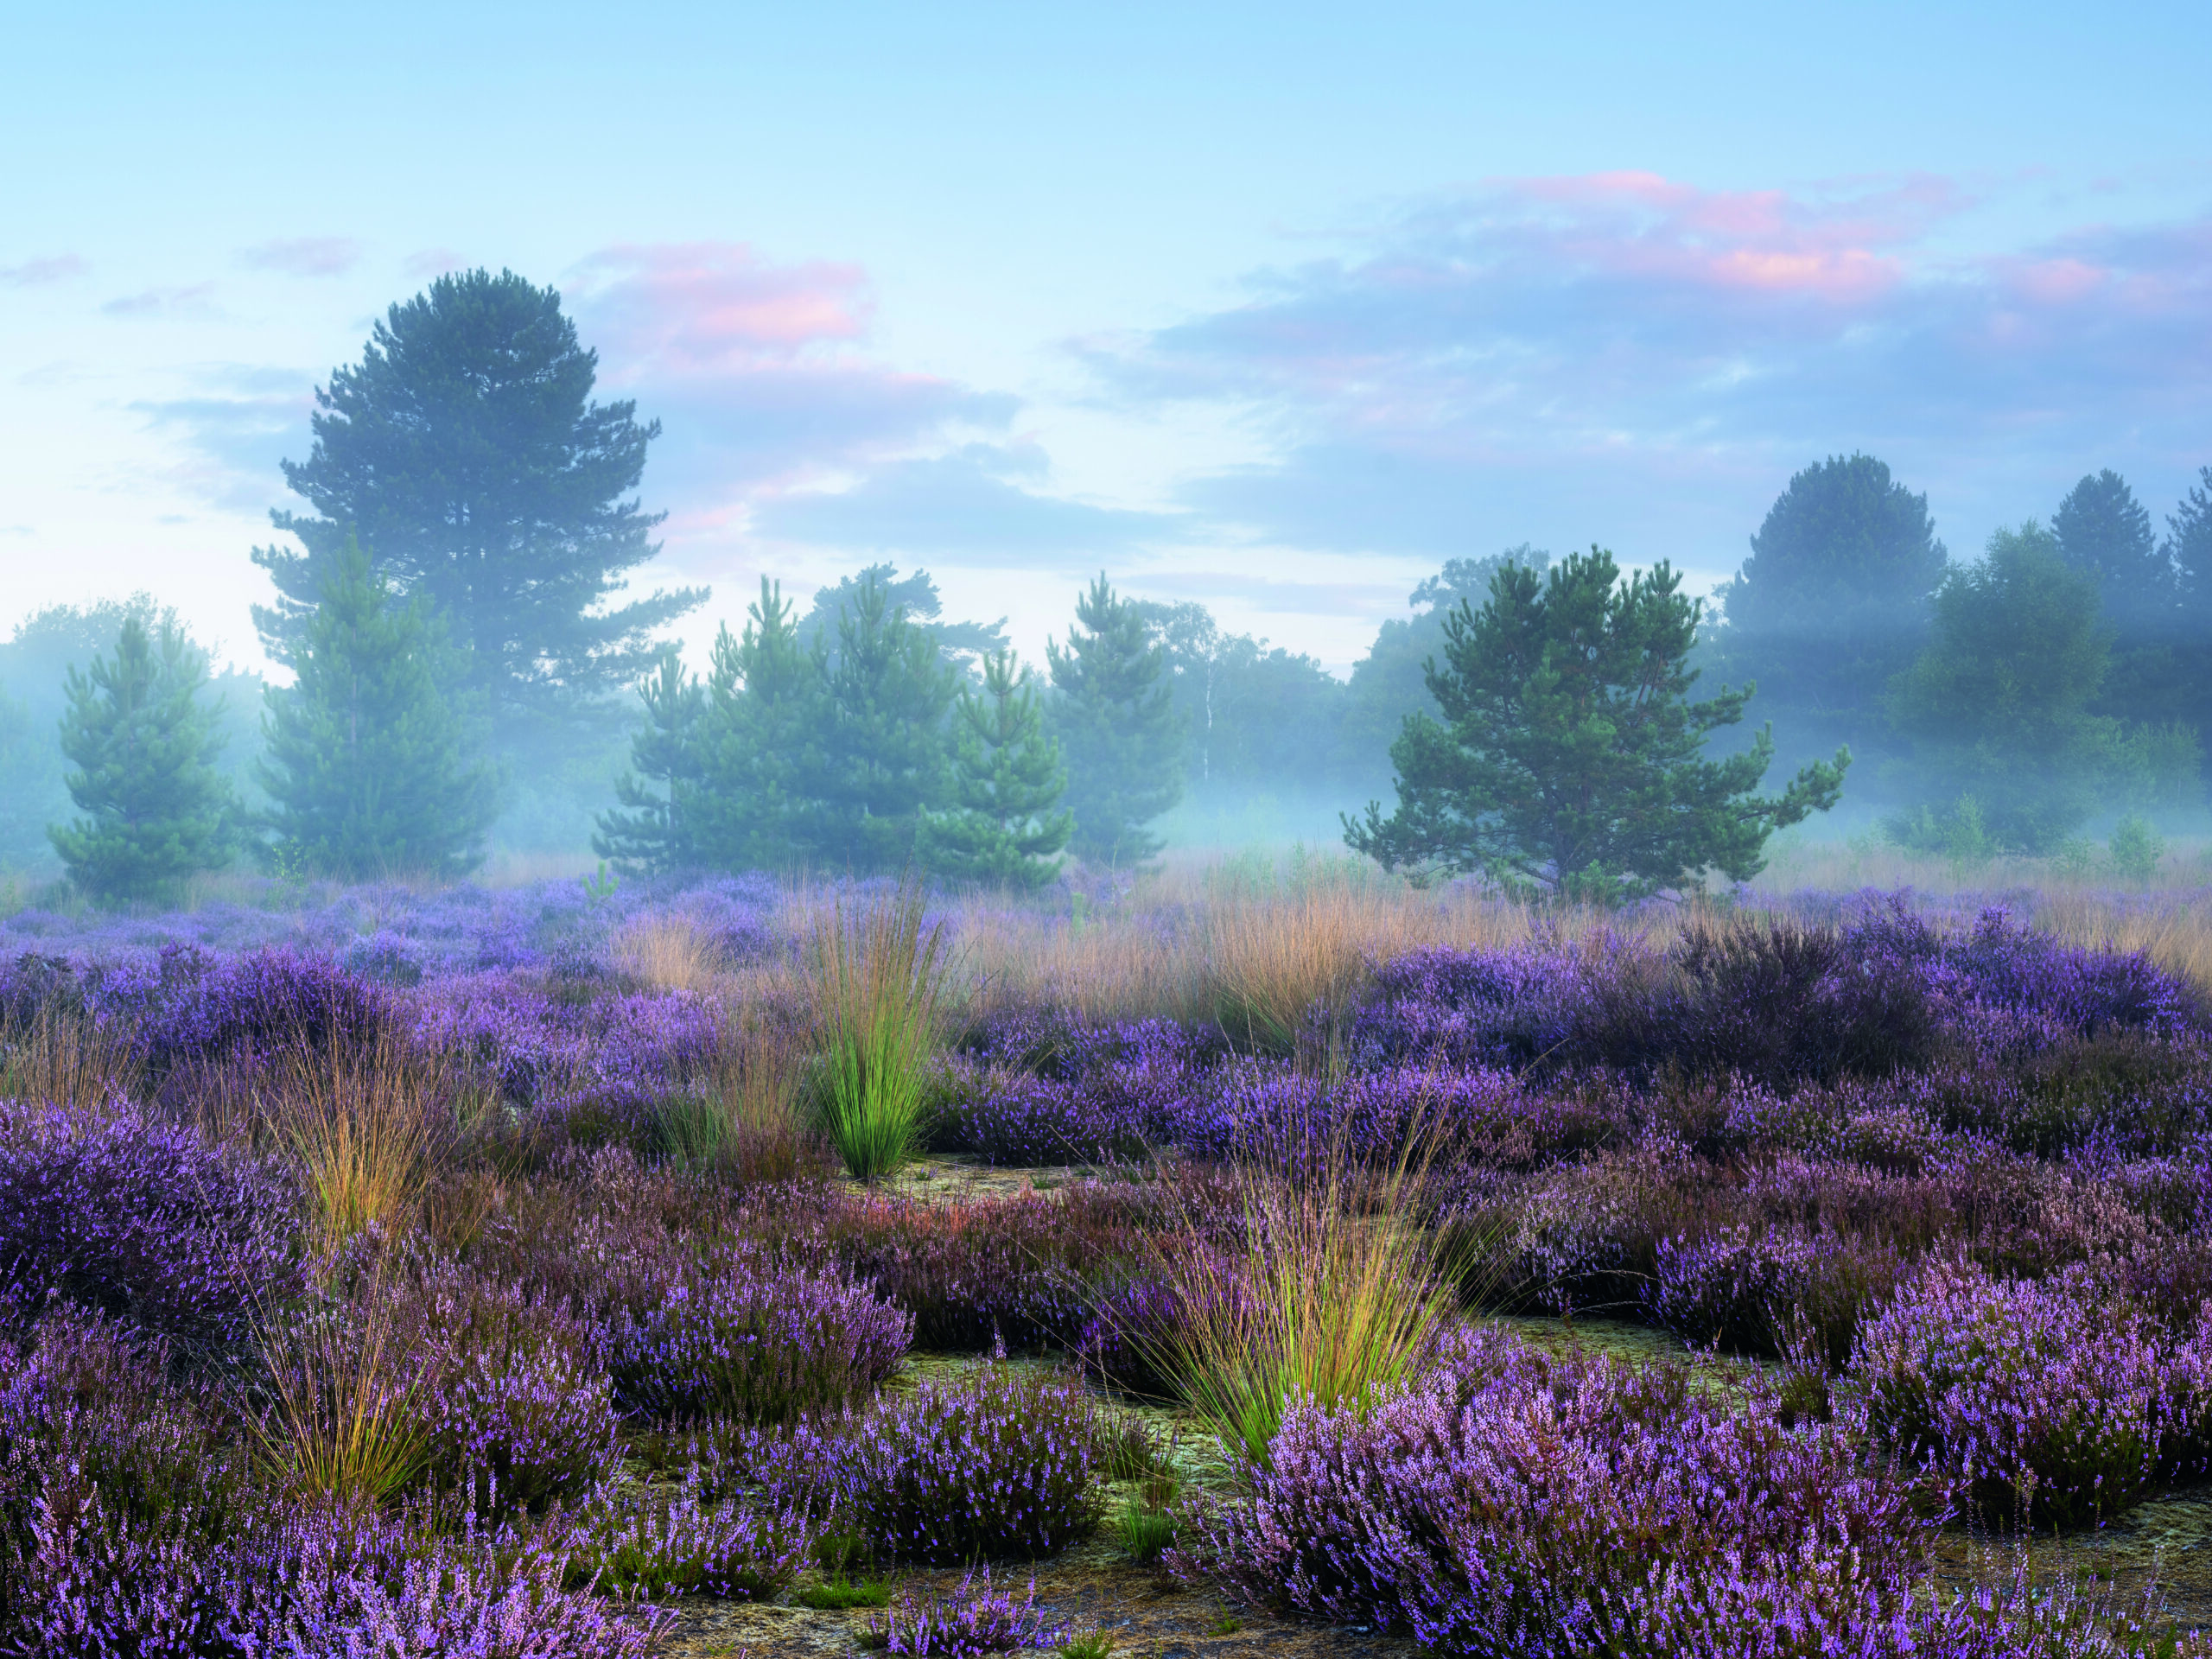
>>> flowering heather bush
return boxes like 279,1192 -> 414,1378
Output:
1852,1258 -> 2172,1528
845,1362 -> 1101,1563
568,1475 -> 812,1602
607,1243 -> 911,1424
873,1570 -> 1069,1656
135,945 -> 391,1076
0,1097 -> 300,1347
394,1265 -> 619,1517
1180,1325 -> 1929,1655
1646,1224 -> 1904,1364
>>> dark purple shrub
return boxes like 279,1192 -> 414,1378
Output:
1851,1258 -> 2167,1528
137,946 -> 390,1075
1646,1224 -> 1903,1365
873,1570 -> 1069,1656
607,1244 -> 911,1424
845,1362 -> 1101,1563
0,1098 -> 300,1348
1179,1325 -> 1928,1652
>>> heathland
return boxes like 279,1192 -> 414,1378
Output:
10,850 -> 2212,1656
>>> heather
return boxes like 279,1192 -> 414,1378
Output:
2,869 -> 2212,1650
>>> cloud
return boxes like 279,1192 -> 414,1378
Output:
569,243 -> 1015,543
239,237 -> 363,277
754,443 -> 1177,569
0,254 -> 87,286
101,283 -> 219,319
403,247 -> 465,279
131,365 -> 315,513
1081,175 -> 2212,570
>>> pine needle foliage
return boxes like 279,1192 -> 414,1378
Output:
918,649 -> 1071,889
257,537 -> 500,879
49,615 -> 237,903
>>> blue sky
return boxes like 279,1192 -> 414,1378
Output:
3,0 -> 2209,676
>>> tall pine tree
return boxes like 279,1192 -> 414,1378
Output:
917,650 -> 1071,888
50,618 -> 237,903
1047,575 -> 1184,866
254,269 -> 705,743
691,580 -> 823,872
258,541 -> 500,878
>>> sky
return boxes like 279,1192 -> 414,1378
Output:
3,0 -> 2209,679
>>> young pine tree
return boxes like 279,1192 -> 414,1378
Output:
1047,575 -> 1185,866
691,578 -> 824,871
917,650 -> 1072,889
257,541 -> 500,878
50,617 -> 238,903
1345,547 -> 1847,902
804,575 -> 960,872
593,645 -> 707,875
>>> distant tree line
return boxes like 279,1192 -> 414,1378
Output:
4,264 -> 2209,903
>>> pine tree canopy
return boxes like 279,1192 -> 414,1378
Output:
252,268 -> 706,741
1345,547 -> 1847,901
257,539 -> 501,879
49,617 -> 238,903
2054,469 -> 2172,632
917,649 -> 1071,888
1047,574 -> 1185,866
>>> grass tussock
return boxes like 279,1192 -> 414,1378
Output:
0,1006 -> 140,1109
248,1286 -> 427,1507
659,1002 -> 817,1179
810,878 -> 952,1181
609,911 -> 728,993
1135,1125 -> 1457,1471
270,1027 -> 444,1249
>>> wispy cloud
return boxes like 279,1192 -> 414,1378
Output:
239,237 -> 363,277
755,442 -> 1176,570
1081,174 -> 2212,567
0,253 -> 88,286
402,247 -> 465,279
131,365 -> 314,512
102,283 -> 219,319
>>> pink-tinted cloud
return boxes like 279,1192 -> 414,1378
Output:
239,237 -> 363,277
1084,173 -> 2212,562
0,253 -> 88,286
569,243 -> 1014,546
402,247 -> 466,279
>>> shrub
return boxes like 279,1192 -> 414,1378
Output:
870,1570 -> 1069,1656
0,1096 -> 300,1349
137,945 -> 390,1076
1180,1326 -> 1927,1654
569,1478 -> 813,1602
608,1245 -> 911,1424
1852,1258 -> 2167,1528
397,1265 -> 620,1517
1646,1224 -> 1903,1365
846,1363 -> 1101,1563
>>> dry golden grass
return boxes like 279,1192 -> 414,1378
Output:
0,1006 -> 140,1109
266,1028 -> 444,1249
610,911 -> 731,993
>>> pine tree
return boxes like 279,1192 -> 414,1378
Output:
258,541 -> 499,878
49,618 -> 238,903
690,579 -> 824,872
1709,455 -> 1946,787
253,269 -> 705,743
804,575 -> 960,872
1046,575 -> 1185,866
1345,548 -> 1847,901
917,650 -> 1071,888
593,645 -> 706,875
2055,469 -> 2171,629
